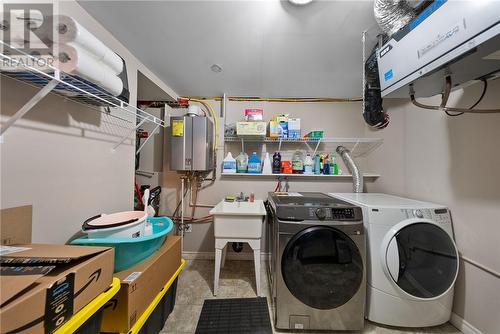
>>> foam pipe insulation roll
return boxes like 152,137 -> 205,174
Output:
48,15 -> 123,75
55,43 -> 123,96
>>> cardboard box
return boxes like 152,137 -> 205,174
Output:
269,120 -> 280,138
0,205 -> 32,245
244,108 -> 263,121
236,121 -> 267,136
0,244 -> 114,334
273,114 -> 289,138
288,118 -> 301,139
101,236 -> 181,333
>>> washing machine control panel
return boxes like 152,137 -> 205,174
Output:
405,208 -> 451,224
307,207 -> 357,220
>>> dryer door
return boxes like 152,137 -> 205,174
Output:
281,226 -> 363,310
384,220 -> 459,299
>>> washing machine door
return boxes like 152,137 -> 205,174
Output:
383,219 -> 459,300
281,226 -> 363,310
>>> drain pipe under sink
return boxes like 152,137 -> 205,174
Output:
336,146 -> 363,193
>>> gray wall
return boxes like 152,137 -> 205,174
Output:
161,100 -> 374,254
366,79 -> 500,334
0,1 -> 176,243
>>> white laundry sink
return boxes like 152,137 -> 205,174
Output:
210,200 -> 266,239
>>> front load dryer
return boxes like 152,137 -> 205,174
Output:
328,193 -> 459,327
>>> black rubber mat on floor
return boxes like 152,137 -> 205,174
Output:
195,297 -> 272,334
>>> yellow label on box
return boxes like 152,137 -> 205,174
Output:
172,119 -> 184,137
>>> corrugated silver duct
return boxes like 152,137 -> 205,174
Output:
337,146 -> 363,193
374,0 -> 418,36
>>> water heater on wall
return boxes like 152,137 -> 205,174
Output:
170,115 -> 214,171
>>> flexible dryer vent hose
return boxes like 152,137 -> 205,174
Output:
337,146 -> 363,193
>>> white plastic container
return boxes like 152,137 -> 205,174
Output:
304,153 -> 313,174
82,211 -> 147,238
210,200 -> 266,239
223,152 -> 237,173
262,152 -> 272,175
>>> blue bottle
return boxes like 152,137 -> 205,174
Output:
314,154 -> 321,175
323,157 -> 330,175
247,152 -> 262,174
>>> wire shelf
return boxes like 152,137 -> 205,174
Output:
0,41 -> 165,129
224,136 -> 383,157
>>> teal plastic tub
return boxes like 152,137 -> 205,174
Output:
71,216 -> 173,272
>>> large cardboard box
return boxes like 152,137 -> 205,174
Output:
0,205 -> 32,245
236,121 -> 267,136
0,244 -> 114,333
101,236 -> 181,333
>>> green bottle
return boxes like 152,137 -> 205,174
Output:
330,153 -> 338,175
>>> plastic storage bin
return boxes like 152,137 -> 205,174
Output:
128,259 -> 186,334
54,277 -> 120,334
71,216 -> 173,272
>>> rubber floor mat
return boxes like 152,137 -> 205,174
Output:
195,297 -> 272,334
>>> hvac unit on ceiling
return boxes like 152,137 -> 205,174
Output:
375,0 -> 500,114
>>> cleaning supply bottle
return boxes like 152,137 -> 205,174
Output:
314,154 -> 321,175
247,152 -> 262,174
319,154 -> 325,173
323,155 -> 330,175
272,151 -> 281,174
292,151 -> 304,174
262,152 -> 272,175
236,152 -> 248,173
330,152 -> 338,175
223,152 -> 237,174
304,153 -> 313,175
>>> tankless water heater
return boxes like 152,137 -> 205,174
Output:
170,116 -> 214,171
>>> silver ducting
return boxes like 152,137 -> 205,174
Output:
374,0 -> 419,37
337,146 -> 363,193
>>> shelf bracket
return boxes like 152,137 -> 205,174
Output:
112,117 -> 148,151
278,138 -> 282,152
136,123 -> 160,155
351,140 -> 360,157
312,138 -> 322,156
0,78 -> 59,138
240,138 -> 244,153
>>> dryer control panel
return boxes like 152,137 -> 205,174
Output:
405,208 -> 451,224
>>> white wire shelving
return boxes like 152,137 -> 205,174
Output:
0,41 -> 165,152
224,136 -> 383,158
221,172 -> 380,181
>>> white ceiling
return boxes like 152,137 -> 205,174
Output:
79,1 -> 379,98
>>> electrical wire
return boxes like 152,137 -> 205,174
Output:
187,98 -> 219,151
410,78 -> 499,114
445,79 -> 488,117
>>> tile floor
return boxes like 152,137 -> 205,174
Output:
162,260 -> 461,334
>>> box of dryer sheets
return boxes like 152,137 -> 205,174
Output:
274,114 -> 289,138
0,244 -> 114,334
100,236 -> 181,333
288,118 -> 301,139
236,121 -> 267,136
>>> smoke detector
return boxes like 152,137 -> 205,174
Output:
210,64 -> 223,73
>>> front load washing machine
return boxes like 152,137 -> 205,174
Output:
266,192 -> 366,331
329,193 -> 459,327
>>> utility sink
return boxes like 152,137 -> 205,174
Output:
210,200 -> 266,239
